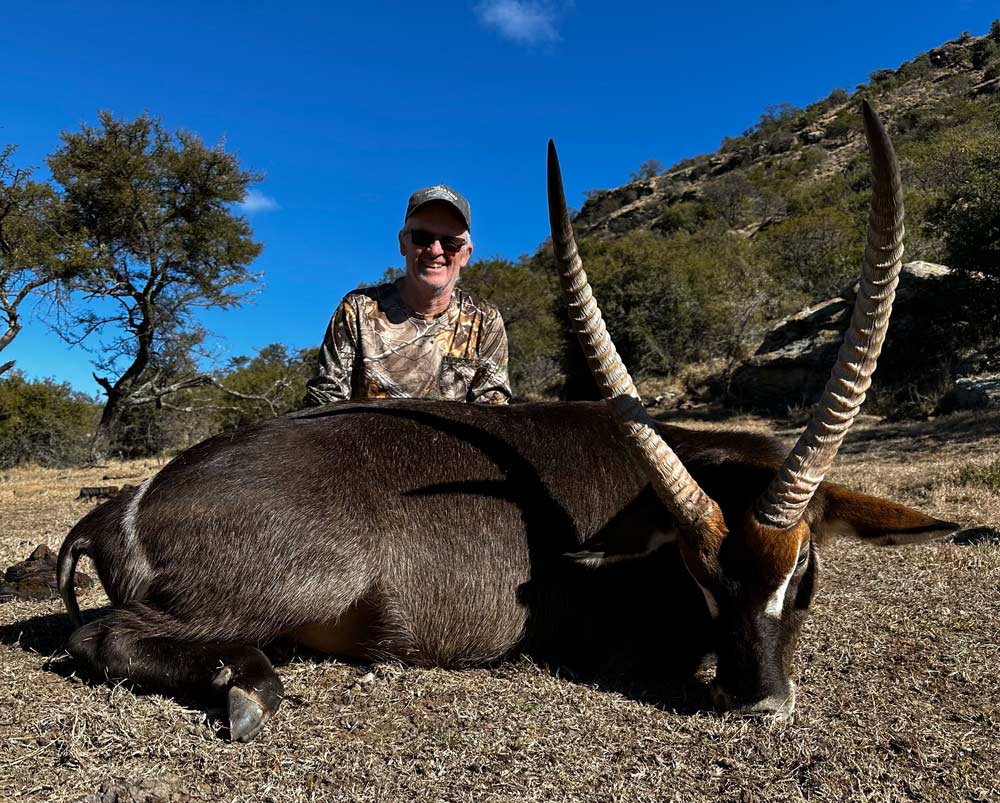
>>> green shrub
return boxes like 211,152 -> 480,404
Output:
971,38 -> 998,69
753,207 -> 863,300
459,258 -> 564,399
898,54 -> 933,81
653,201 -> 709,234
0,372 -> 98,468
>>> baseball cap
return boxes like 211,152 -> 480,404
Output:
405,185 -> 471,230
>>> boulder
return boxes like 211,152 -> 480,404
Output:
937,348 -> 1000,412
728,261 -> 997,413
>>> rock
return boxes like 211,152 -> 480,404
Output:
938,373 -> 1000,412
728,298 -> 851,410
0,543 -> 94,603
728,261 -> 997,413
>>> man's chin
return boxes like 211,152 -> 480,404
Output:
411,272 -> 453,293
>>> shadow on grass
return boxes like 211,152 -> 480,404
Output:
0,608 -> 87,658
2,606 -> 718,740
659,406 -> 1000,455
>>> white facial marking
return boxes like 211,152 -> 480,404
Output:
764,565 -> 796,618
699,585 -> 720,619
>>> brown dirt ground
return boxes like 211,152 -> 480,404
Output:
0,412 -> 998,803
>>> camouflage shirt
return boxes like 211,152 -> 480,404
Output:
304,278 -> 511,406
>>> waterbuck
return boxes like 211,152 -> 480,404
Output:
57,103 -> 956,742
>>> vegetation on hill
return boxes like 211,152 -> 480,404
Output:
465,23 -> 1000,402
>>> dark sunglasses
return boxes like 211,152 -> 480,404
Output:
408,229 -> 467,253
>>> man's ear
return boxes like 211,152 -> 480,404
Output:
459,240 -> 473,268
399,229 -> 407,257
816,483 -> 959,545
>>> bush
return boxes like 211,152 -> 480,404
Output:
0,372 -> 98,468
927,129 -> 1000,279
566,228 -> 773,378
870,68 -> 896,84
653,201 -> 709,234
960,459 -> 1000,491
898,54 -> 933,81
206,344 -> 314,432
459,258 -> 564,399
971,38 -> 998,69
753,207 -> 863,300
825,106 -> 857,140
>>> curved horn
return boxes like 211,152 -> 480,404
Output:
547,140 -> 720,532
754,102 -> 904,529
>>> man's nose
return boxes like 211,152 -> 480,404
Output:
428,238 -> 445,256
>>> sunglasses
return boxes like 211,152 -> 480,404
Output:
408,229 -> 467,253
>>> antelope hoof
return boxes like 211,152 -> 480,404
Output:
228,686 -> 268,743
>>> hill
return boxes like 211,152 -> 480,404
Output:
461,23 -> 1000,409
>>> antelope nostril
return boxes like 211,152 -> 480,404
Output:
711,681 -> 796,720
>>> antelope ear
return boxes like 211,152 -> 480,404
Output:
566,524 -> 678,567
816,483 -> 959,545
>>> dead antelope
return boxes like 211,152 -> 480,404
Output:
57,102 -> 956,742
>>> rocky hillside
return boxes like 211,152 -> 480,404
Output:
461,25 -> 1000,412
574,27 -> 1000,241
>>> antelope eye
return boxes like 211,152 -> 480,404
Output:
796,545 -> 810,569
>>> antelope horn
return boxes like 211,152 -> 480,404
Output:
754,101 -> 904,530
547,140 -> 720,533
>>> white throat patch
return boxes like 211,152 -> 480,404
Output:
764,565 -> 796,618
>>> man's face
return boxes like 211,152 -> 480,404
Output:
399,203 -> 473,298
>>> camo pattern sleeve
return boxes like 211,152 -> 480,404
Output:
467,305 -> 511,405
302,298 -> 360,406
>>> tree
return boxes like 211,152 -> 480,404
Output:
928,126 -> 1000,279
458,257 -> 564,398
203,343 -> 314,432
630,159 -> 664,181
47,112 -> 264,459
0,145 -> 88,375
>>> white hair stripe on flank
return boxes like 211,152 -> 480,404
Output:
120,477 -> 155,597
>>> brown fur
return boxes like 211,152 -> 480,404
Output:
56,399 -> 957,737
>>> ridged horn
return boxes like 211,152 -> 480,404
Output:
754,101 -> 904,530
547,140 -> 720,532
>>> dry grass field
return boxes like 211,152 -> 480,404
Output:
1,411 -> 998,803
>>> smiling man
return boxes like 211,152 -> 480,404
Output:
303,186 -> 512,406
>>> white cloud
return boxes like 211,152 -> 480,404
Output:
239,189 -> 279,214
476,0 -> 561,44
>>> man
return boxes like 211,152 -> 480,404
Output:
303,185 -> 512,406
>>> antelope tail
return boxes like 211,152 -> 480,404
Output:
57,528 -> 92,629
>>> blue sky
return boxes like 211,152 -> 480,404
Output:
2,1 -> 997,394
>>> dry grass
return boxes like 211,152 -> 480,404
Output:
1,413 -> 998,803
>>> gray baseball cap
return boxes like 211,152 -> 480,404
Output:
405,185 -> 471,230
